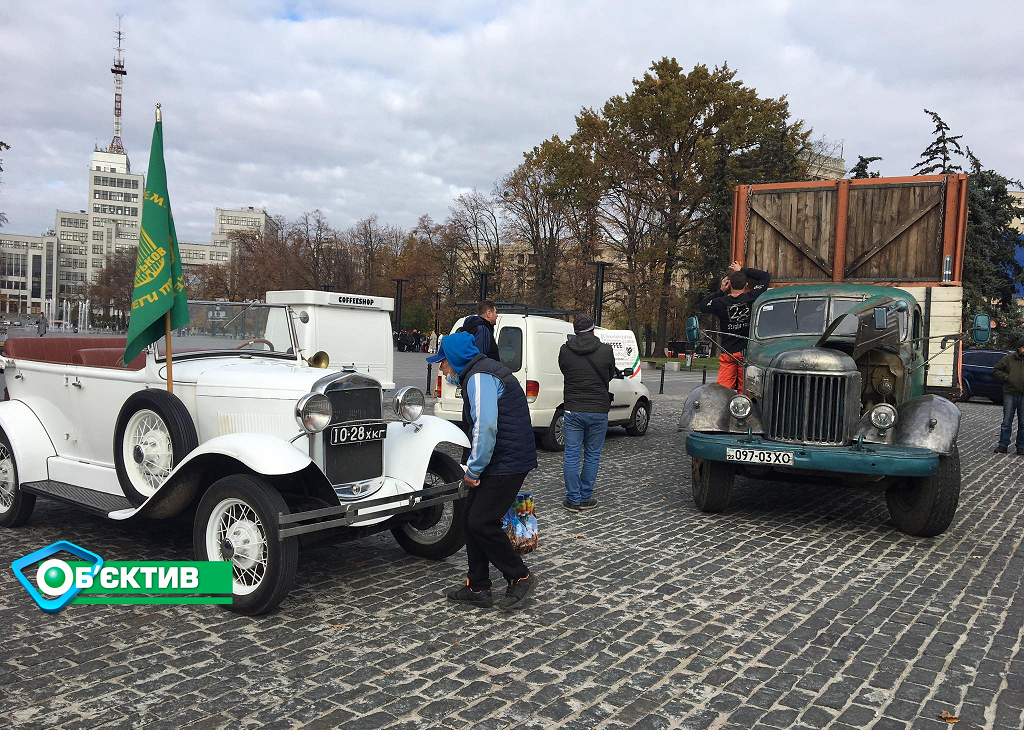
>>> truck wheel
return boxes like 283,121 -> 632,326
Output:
392,452 -> 466,559
540,408 -> 565,451
114,390 -> 198,506
0,430 -> 35,528
886,446 -> 960,537
625,399 -> 650,437
691,457 -> 734,513
194,475 -> 298,615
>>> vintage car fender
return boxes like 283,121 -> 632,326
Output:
678,383 -> 764,435
851,395 -> 960,455
0,400 -> 57,483
385,415 -> 470,489
110,433 -> 316,520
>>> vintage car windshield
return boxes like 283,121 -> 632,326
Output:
155,301 -> 298,360
757,296 -> 909,341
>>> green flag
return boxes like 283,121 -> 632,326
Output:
123,107 -> 189,366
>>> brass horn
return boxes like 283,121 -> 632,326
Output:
307,350 -> 331,369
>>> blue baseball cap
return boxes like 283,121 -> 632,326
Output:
425,331 -> 479,372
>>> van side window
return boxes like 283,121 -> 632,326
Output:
497,327 -> 523,372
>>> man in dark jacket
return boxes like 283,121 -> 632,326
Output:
993,339 -> 1024,454
428,331 -> 538,610
558,314 -> 617,513
457,300 -> 500,362
697,262 -> 771,391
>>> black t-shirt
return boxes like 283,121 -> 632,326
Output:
697,268 -> 771,353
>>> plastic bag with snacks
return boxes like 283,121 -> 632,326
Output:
502,493 -> 539,554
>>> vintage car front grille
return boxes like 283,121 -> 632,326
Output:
763,372 -> 853,446
323,387 -> 384,486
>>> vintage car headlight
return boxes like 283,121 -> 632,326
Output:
870,403 -> 898,430
744,365 -> 765,398
393,386 -> 425,422
729,394 -> 752,420
295,393 -> 333,433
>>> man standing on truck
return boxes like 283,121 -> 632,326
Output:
428,331 -> 539,610
697,262 -> 771,391
993,339 -> 1024,455
458,300 -> 500,362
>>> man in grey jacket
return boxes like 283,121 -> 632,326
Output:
558,314 -> 617,513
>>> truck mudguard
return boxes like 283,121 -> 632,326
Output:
678,383 -> 764,435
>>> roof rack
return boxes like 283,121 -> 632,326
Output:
456,301 -> 575,320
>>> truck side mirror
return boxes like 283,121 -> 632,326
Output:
873,307 -> 888,330
972,314 -> 991,343
685,316 -> 700,343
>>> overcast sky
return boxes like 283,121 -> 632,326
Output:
2,1 -> 1022,242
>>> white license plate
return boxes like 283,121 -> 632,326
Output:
328,423 -> 387,446
725,448 -> 794,466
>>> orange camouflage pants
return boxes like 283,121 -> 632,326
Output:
717,352 -> 744,391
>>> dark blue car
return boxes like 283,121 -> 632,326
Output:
961,349 -> 1010,403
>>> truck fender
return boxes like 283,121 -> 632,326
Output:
110,433 -> 316,521
892,394 -> 961,455
678,383 -> 764,435
385,415 -> 470,489
0,401 -> 56,483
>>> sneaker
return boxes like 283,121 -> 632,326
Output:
562,500 -> 580,513
995,445 -> 1008,454
579,498 -> 599,510
498,573 -> 537,611
446,582 -> 494,608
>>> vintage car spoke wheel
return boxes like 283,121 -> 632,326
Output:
0,430 -> 35,528
625,399 -> 650,436
194,474 -> 297,615
886,445 -> 960,537
391,452 -> 466,560
691,456 -> 734,513
114,390 -> 198,507
540,408 -> 565,452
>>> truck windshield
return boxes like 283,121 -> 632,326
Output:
156,302 -> 298,360
755,298 -> 828,339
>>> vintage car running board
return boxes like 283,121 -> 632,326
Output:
21,480 -> 134,517
278,479 -> 467,539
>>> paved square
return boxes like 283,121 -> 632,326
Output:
1,389 -> 1022,729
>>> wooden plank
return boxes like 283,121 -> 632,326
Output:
843,188 -> 943,278
750,197 -> 833,277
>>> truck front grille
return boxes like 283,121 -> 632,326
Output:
764,372 -> 851,445
323,387 -> 384,485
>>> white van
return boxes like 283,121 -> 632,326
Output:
265,290 -> 395,389
432,314 -> 652,450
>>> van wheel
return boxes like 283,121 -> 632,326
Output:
886,446 -> 960,537
691,457 -> 734,513
114,390 -> 198,506
0,430 -> 35,528
540,408 -> 565,452
392,453 -> 466,559
625,399 -> 650,436
194,475 -> 298,615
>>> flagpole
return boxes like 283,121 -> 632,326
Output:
155,102 -> 173,394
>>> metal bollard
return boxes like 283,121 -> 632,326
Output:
702,365 -> 707,384
426,363 -> 432,394
659,365 -> 665,395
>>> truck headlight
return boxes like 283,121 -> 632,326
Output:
729,395 -> 752,420
744,365 -> 764,398
393,386 -> 425,422
296,393 -> 332,433
870,403 -> 898,430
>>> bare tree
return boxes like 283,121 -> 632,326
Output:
448,189 -> 507,297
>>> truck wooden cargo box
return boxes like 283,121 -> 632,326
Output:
730,174 -> 969,395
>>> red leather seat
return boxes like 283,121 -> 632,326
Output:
4,337 -> 132,365
72,348 -> 146,370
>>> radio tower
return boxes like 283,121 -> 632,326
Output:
108,15 -> 127,155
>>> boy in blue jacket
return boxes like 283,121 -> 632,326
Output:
427,331 -> 538,610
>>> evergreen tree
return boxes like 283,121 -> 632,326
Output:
913,110 -> 963,175
961,147 -> 1024,346
849,155 -> 882,179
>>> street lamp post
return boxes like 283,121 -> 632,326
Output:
434,290 -> 442,335
475,271 -> 492,302
391,278 -> 409,331
588,261 -> 613,326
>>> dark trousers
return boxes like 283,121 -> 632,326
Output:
464,472 -> 529,590
999,393 -> 1024,448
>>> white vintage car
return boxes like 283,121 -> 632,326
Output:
0,301 -> 470,614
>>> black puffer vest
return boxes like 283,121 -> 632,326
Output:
459,354 -> 538,476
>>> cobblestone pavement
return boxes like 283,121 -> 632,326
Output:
1,397 -> 1022,730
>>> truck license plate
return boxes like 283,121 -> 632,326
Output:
329,423 -> 387,446
726,448 -> 793,466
